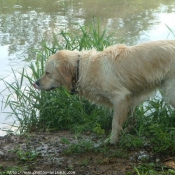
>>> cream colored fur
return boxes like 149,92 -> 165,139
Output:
34,40 -> 175,144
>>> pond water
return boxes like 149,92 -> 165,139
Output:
0,0 -> 175,135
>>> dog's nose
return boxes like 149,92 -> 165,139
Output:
35,80 -> 40,86
33,80 -> 40,89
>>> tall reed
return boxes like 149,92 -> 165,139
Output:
1,22 -> 115,134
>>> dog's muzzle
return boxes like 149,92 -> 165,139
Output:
33,82 -> 40,90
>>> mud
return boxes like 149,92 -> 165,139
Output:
0,132 -> 174,175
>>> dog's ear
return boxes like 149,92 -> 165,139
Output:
57,61 -> 75,90
60,62 -> 73,82
55,50 -> 79,89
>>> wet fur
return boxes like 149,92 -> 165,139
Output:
35,40 -> 175,144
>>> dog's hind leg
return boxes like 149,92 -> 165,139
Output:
162,79 -> 175,108
109,92 -> 131,144
164,90 -> 175,108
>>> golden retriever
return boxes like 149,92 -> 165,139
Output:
33,40 -> 175,144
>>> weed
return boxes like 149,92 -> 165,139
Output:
80,159 -> 90,166
166,24 -> 175,37
16,149 -> 39,163
60,137 -> 70,145
119,134 -> 145,149
93,123 -> 105,135
110,149 -> 128,158
8,147 -> 39,164
168,169 -> 175,174
134,163 -> 175,175
64,139 -> 94,154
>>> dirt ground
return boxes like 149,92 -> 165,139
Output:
0,132 -> 174,175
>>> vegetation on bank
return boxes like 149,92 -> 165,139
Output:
1,22 -> 175,174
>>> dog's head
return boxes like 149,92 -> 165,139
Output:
33,50 -> 80,91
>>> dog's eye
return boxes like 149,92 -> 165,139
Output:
46,72 -> 50,75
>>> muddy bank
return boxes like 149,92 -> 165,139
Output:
0,132 -> 174,175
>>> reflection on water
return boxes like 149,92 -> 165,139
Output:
0,0 -> 175,135
0,0 -> 175,57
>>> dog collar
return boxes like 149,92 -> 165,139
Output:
71,60 -> 79,95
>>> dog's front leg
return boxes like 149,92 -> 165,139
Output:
109,95 -> 130,144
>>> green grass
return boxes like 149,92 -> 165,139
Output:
166,24 -> 175,38
1,21 -> 114,134
130,97 -> 175,154
1,21 -> 175,174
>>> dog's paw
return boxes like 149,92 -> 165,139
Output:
104,138 -> 111,144
104,137 -> 117,145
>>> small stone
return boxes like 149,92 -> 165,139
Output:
20,143 -> 27,149
156,158 -> 160,163
137,151 -> 149,161
0,150 -> 4,157
36,146 -> 44,151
